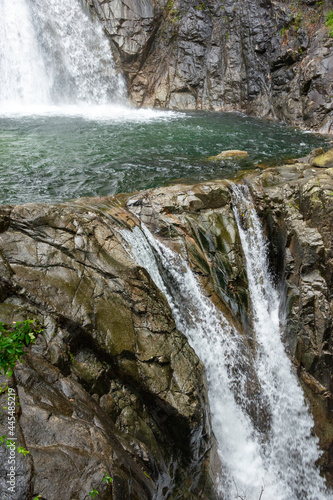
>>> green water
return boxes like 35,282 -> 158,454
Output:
0,108 -> 328,205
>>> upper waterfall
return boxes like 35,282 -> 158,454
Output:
0,0 -> 125,109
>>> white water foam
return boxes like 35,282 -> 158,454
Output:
121,225 -> 276,499
0,0 -> 124,107
0,0 -> 52,105
0,103 -> 184,122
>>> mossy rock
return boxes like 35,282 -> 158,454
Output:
311,149 -> 333,168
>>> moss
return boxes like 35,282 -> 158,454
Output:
325,10 -> 333,37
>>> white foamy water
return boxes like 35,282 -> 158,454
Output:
0,103 -> 184,122
0,0 -> 184,122
0,0 -> 124,107
0,0 -> 183,122
231,183 -> 329,499
121,199 -> 331,499
0,0 -> 52,105
122,225 -> 275,499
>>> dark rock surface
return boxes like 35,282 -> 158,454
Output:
88,0 -> 333,132
0,202 -> 217,500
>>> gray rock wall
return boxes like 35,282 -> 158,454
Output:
89,0 -> 333,132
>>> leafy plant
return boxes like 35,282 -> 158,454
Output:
0,319 -> 42,454
195,3 -> 207,11
102,472 -> 113,484
165,0 -> 180,23
325,10 -> 333,37
89,490 -> 99,499
0,320 -> 42,377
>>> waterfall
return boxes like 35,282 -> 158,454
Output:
231,184 -> 328,499
121,193 -> 330,499
0,0 -> 51,105
0,0 -> 125,109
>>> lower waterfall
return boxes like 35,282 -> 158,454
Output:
121,186 -> 329,499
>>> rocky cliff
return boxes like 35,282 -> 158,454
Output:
0,202 -> 218,500
87,0 -> 333,133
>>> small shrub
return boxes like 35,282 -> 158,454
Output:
0,319 -> 42,454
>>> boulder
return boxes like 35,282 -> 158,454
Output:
311,148 -> 333,168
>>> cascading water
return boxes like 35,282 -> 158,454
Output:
231,184 -> 329,499
0,0 -> 51,105
121,192 -> 331,499
0,0 -> 125,109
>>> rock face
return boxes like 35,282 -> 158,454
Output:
126,159 -> 333,487
88,0 -> 333,132
0,202 -> 217,500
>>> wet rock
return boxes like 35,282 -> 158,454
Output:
312,148 -> 333,168
208,150 -> 249,160
0,201 -> 217,500
248,161 -> 333,486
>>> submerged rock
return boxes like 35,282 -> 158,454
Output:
208,150 -> 249,160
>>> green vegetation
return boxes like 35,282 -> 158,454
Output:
88,472 -> 113,497
165,0 -> 180,23
325,10 -> 333,37
102,472 -> 113,484
0,319 -> 43,455
0,320 -> 42,377
89,490 -> 99,499
195,3 -> 207,11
